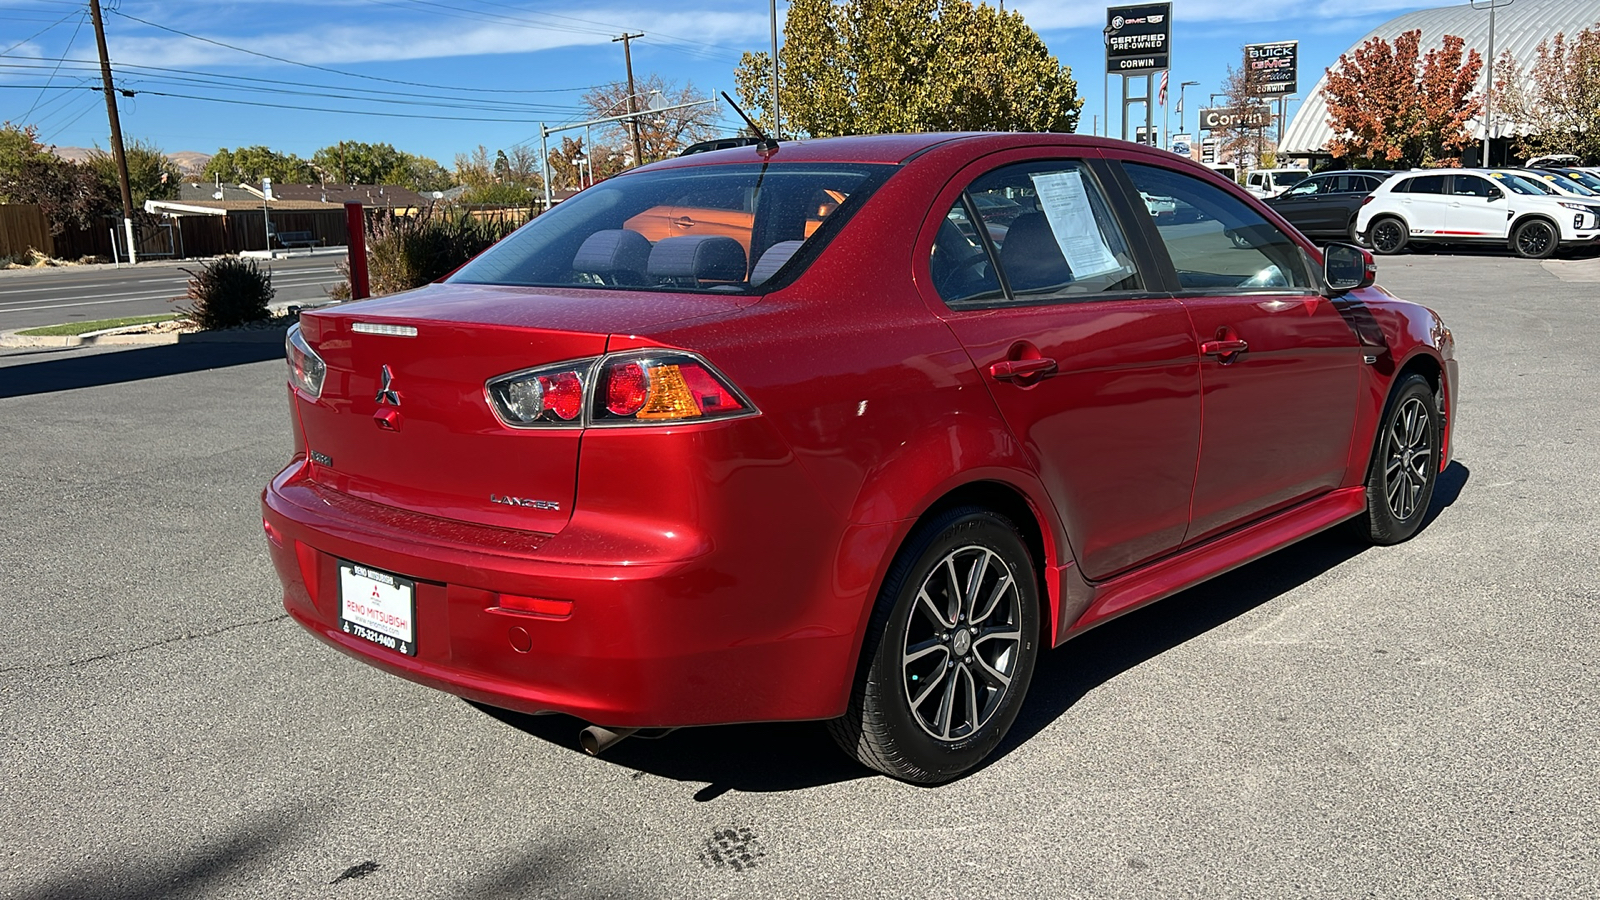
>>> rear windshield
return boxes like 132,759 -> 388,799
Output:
450,162 -> 895,293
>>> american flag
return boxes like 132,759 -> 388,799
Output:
1159,70 -> 1168,106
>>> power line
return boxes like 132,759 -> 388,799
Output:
21,9 -> 85,121
1,7 -> 79,56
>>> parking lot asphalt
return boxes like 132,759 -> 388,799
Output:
1,254 -> 1595,899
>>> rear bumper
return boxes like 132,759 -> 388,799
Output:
263,462 -> 884,728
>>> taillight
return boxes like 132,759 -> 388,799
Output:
286,323 -> 325,398
595,353 -> 751,424
486,351 -> 754,428
1361,195 -> 1375,206
486,359 -> 597,428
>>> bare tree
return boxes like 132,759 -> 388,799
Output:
581,75 -> 719,166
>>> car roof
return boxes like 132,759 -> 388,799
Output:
637,132 -> 1175,171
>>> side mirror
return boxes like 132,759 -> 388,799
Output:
1324,242 -> 1376,294
1488,187 -> 1504,201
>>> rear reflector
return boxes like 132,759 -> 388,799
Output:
495,595 -> 574,618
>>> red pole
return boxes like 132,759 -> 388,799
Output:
344,201 -> 369,300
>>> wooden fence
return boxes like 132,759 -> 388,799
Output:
0,205 -> 53,258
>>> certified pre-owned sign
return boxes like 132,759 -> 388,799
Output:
1246,41 -> 1298,95
1105,3 -> 1171,75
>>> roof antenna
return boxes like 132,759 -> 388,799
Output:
721,91 -> 780,157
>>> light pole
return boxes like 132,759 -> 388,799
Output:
1471,0 -> 1515,166
1177,80 -> 1200,133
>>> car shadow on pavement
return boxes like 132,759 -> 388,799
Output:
993,460 -> 1471,770
477,462 -> 1471,796
0,342 -> 282,399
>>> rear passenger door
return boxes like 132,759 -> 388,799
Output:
1115,159 -> 1363,544
916,151 -> 1202,581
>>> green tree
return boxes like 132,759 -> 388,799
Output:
202,146 -> 317,185
734,0 -> 1080,137
312,141 -> 453,191
1495,26 -> 1600,163
85,139 -> 183,206
0,123 -> 113,234
1323,30 -> 1482,168
453,144 -> 541,204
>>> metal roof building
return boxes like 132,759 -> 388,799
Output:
1280,0 -> 1600,156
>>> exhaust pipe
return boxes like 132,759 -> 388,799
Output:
579,725 -> 638,756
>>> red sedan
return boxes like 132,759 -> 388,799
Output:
264,133 -> 1457,783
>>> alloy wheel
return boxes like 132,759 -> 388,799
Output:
900,545 -> 1024,741
1516,222 -> 1553,257
1384,396 -> 1433,521
1372,220 -> 1404,253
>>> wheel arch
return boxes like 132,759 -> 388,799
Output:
1508,213 -> 1561,246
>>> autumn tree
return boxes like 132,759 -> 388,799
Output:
1494,26 -> 1600,163
581,75 -> 719,165
203,146 -> 317,185
453,144 -> 541,205
1323,29 -> 1482,168
1209,61 -> 1269,170
734,0 -> 1081,138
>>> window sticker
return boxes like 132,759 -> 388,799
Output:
1028,170 -> 1127,282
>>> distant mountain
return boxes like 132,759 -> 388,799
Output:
48,146 -> 212,176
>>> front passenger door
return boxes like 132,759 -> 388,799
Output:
1119,161 -> 1364,544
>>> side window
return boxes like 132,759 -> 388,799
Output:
1403,175 -> 1448,194
930,159 -> 1140,307
1452,175 -> 1494,198
1122,162 -> 1316,293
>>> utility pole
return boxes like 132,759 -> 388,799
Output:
769,0 -> 780,137
613,33 -> 644,166
88,0 -> 137,264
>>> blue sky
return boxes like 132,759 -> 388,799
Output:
2,0 -> 1457,167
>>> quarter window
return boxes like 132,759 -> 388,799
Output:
1122,163 -> 1315,293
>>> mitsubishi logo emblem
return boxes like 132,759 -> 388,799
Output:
375,365 -> 401,407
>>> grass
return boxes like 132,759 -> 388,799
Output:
16,314 -> 179,337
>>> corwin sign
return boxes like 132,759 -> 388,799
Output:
1245,41 -> 1298,95
1200,106 -> 1272,130
1105,3 -> 1172,75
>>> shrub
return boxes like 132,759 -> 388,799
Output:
363,208 -> 521,296
176,256 -> 275,329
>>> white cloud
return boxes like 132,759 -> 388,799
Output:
103,7 -> 767,68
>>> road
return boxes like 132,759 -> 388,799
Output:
0,254 -> 1595,899
0,254 -> 345,332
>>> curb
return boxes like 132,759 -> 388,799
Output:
1,323 -> 290,349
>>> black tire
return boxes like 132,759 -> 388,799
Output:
1348,374 -> 1441,545
1368,216 -> 1408,255
828,507 -> 1039,784
1348,216 -> 1369,248
1512,218 -> 1558,259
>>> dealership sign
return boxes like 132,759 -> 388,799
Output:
1200,106 -> 1273,130
1245,41 -> 1298,95
1105,3 -> 1172,75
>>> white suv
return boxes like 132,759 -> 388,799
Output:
1355,168 -> 1600,259
1243,168 -> 1311,198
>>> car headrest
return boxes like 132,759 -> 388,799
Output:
999,213 -> 1072,293
647,235 -> 748,284
572,229 -> 651,283
750,240 -> 805,286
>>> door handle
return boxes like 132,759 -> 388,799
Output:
1200,339 -> 1249,356
989,357 -> 1057,380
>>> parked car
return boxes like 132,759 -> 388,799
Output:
1264,170 -> 1394,244
1243,167 -> 1311,198
1547,167 -> 1600,192
266,133 -> 1458,784
1355,168 -> 1600,258
1502,168 -> 1600,199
